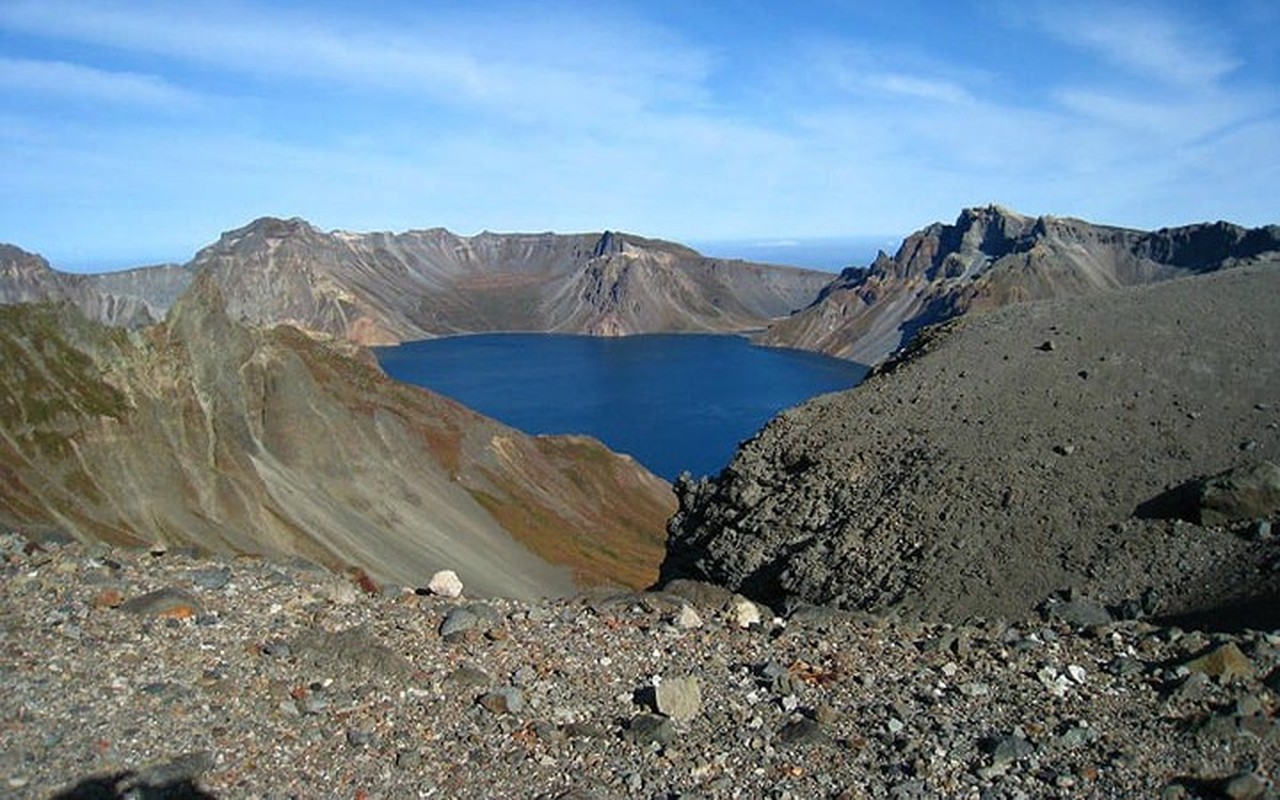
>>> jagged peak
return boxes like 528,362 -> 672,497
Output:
0,243 -> 52,270
955,204 -> 1033,227
215,216 -> 321,245
592,230 -> 627,258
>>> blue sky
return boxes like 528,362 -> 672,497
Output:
1,0 -> 1277,270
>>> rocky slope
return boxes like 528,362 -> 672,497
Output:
6,533 -> 1280,798
664,261 -> 1280,626
759,206 -> 1280,364
0,277 -> 675,597
0,244 -> 191,328
190,218 -> 832,344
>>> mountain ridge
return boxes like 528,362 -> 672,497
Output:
758,205 -> 1280,364
0,277 -> 675,596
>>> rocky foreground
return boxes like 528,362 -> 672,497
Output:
5,533 -> 1280,799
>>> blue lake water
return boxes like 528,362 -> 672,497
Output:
375,334 -> 868,481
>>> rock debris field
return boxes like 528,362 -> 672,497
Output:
4,533 -> 1280,799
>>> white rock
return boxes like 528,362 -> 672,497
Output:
1067,664 -> 1087,684
729,596 -> 762,628
428,569 -> 464,598
674,604 -> 704,629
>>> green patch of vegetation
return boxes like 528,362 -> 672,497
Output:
0,304 -> 129,431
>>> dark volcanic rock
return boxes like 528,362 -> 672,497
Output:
1196,462 -> 1280,525
662,262 -> 1280,625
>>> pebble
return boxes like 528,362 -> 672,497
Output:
673,605 -> 703,629
188,567 -> 232,590
118,587 -> 204,619
626,714 -> 676,747
654,676 -> 701,722
428,569 -> 464,598
730,596 -> 762,628
478,687 -> 525,715
1182,642 -> 1255,682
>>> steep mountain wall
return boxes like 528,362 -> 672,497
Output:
759,206 -> 1280,364
0,244 -> 190,328
0,279 -> 675,597
190,218 -> 833,344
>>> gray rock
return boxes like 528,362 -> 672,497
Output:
119,587 -> 204,619
563,721 -> 608,740
777,717 -> 825,747
395,750 -> 422,769
1197,462 -> 1280,525
188,567 -> 231,590
478,687 -> 525,715
1043,594 -> 1112,628
988,733 -> 1034,767
655,676 -> 702,722
625,714 -> 676,747
444,663 -> 492,691
1223,771 -> 1269,800
440,603 -> 498,639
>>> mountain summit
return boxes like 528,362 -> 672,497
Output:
760,205 -> 1280,363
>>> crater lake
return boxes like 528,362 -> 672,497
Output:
375,333 -> 868,481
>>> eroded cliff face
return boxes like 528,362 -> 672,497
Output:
664,261 -> 1280,624
759,206 -> 1280,364
189,219 -> 833,344
0,278 -> 675,597
0,245 -> 191,329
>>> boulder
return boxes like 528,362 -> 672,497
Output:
1197,462 -> 1280,526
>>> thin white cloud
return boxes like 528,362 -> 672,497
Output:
861,73 -> 975,105
0,0 -> 709,126
0,56 -> 197,107
1036,4 -> 1240,88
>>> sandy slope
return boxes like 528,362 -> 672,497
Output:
665,261 -> 1280,626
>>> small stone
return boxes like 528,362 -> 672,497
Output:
729,596 -> 762,629
1053,443 -> 1076,456
1255,519 -> 1273,540
1169,672 -> 1210,703
1197,462 -> 1280,526
91,587 -> 125,609
673,605 -> 703,629
428,569 -> 464,598
989,734 -> 1034,768
1067,664 -> 1087,684
1182,642 -> 1254,682
119,588 -> 204,620
626,714 -> 676,747
1223,771 -> 1268,800
1037,340 -> 1055,352
444,663 -> 491,690
778,717 -> 825,747
563,721 -> 607,740
346,729 -> 372,748
440,607 -> 480,639
655,676 -> 702,722
395,750 -> 422,770
188,567 -> 231,590
1043,594 -> 1112,628
478,687 -> 525,715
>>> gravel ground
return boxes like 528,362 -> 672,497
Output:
4,533 -> 1280,799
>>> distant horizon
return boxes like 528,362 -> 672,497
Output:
45,228 -> 902,275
